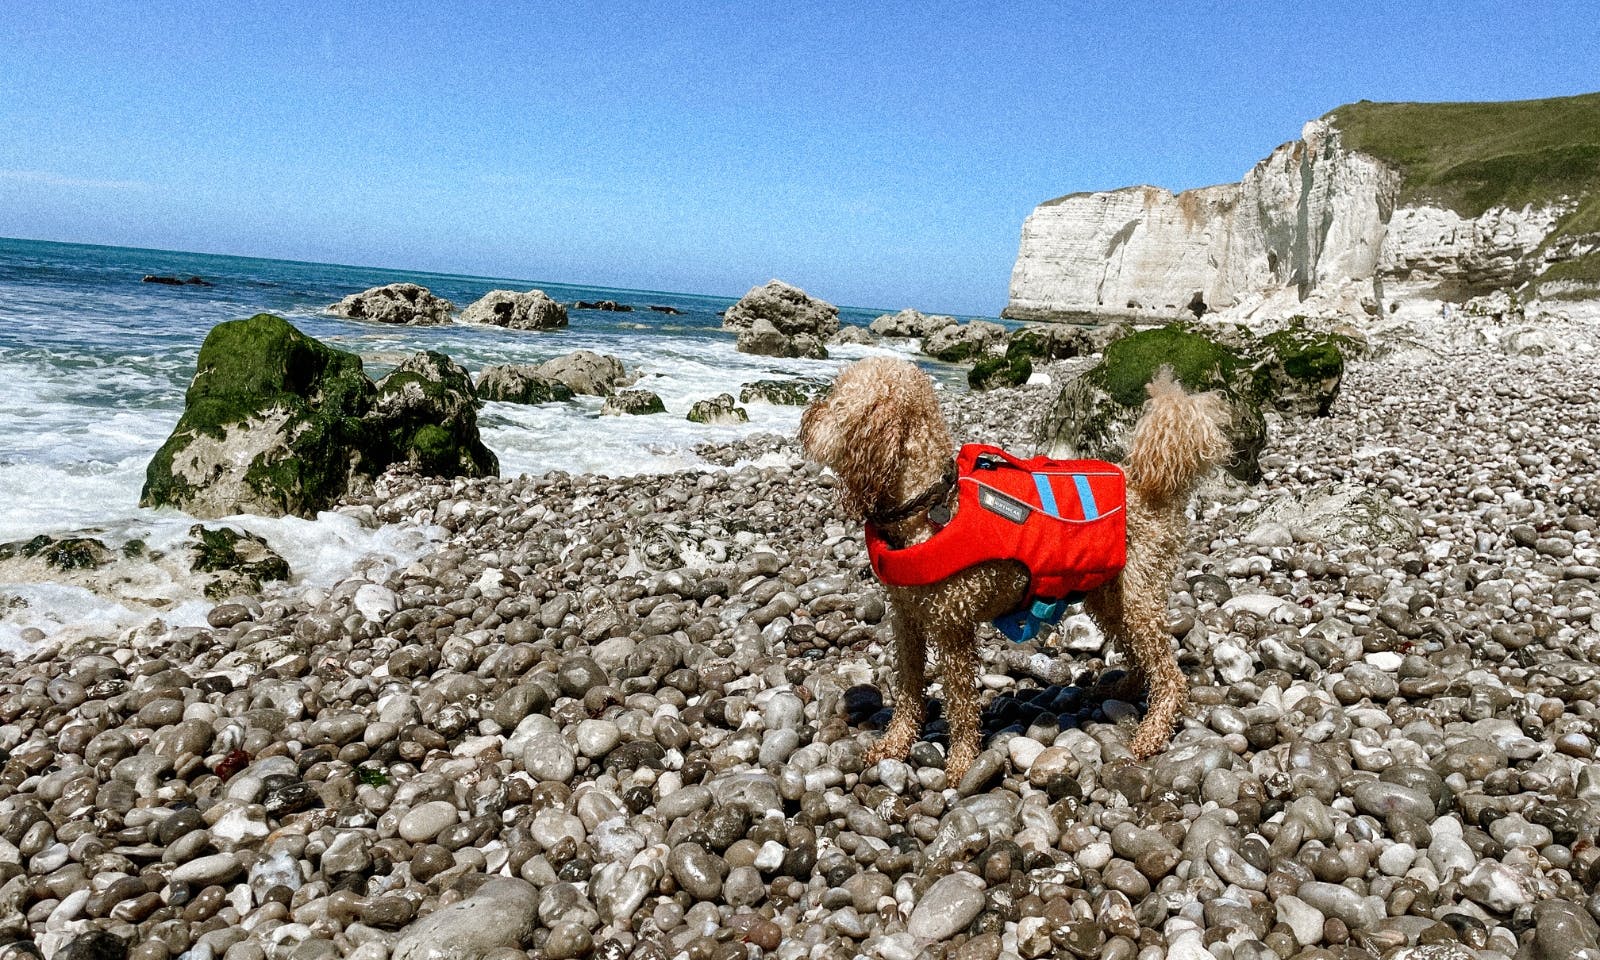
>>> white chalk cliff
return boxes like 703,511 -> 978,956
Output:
1006,119 -> 1583,322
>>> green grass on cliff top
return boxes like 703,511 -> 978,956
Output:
1326,92 -> 1600,242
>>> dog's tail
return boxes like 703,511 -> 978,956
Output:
1123,367 -> 1232,504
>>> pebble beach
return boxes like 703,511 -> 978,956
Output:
3,309 -> 1600,960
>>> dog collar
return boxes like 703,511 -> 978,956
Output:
866,460 -> 957,527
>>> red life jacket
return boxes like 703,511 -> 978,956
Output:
864,444 -> 1127,601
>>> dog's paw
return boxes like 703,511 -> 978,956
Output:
865,736 -> 913,767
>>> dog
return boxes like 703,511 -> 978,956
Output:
799,357 -> 1230,782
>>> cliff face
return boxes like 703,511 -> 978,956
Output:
1007,96 -> 1600,322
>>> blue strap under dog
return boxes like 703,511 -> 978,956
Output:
993,595 -> 1079,643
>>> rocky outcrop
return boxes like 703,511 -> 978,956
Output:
735,318 -> 828,360
141,315 -> 496,519
1007,102 -> 1600,321
969,353 -> 1032,392
831,325 -> 875,345
868,309 -> 956,339
329,283 -> 455,325
1008,121 -> 1401,323
686,394 -> 749,425
476,365 -> 576,404
922,320 -> 1006,362
535,351 -> 631,396
188,525 -> 291,600
722,281 -> 840,339
459,289 -> 568,331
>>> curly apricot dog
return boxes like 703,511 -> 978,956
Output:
800,357 -> 1229,781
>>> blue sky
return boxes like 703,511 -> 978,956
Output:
1,2 -> 1595,314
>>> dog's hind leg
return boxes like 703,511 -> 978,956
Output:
1084,585 -> 1145,703
933,627 -> 981,784
1087,580 -> 1185,759
866,604 -> 927,766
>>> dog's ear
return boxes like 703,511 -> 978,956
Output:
799,360 -> 919,520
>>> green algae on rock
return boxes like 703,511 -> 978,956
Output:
188,524 -> 291,600
142,314 -> 496,519
1041,321 -> 1352,482
686,394 -> 749,425
968,351 -> 1033,392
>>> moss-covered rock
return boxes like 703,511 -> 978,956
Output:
923,321 -> 1007,363
368,352 -> 498,478
969,353 -> 1033,391
601,389 -> 666,416
1254,323 -> 1351,417
143,315 -> 498,519
1005,324 -> 1092,362
1040,323 -> 1266,481
476,365 -> 577,404
686,394 -> 749,425
738,378 -> 829,406
188,524 -> 291,600
142,314 -> 379,518
0,534 -> 114,571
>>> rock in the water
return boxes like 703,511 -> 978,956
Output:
390,878 -> 538,960
368,351 -> 498,478
868,308 -> 955,338
738,378 -> 829,406
141,314 -> 381,518
923,320 -> 1006,362
535,350 -> 631,396
328,283 -> 454,325
187,525 -> 290,600
142,316 -> 496,518
459,289 -> 568,331
475,365 -> 576,404
601,389 -> 666,416
1039,323 -> 1267,481
735,317 -> 828,359
722,280 -> 840,339
0,534 -> 113,572
686,394 -> 748,425
832,325 -> 876,344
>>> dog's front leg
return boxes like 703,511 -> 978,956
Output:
934,628 -> 980,784
866,602 -> 926,766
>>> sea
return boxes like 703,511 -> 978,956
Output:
0,237 -> 989,651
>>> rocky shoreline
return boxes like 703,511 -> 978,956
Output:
2,312 -> 1599,960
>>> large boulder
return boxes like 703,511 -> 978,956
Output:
476,365 -> 576,404
1253,324 -> 1350,417
1040,324 -> 1267,481
328,283 -> 454,325
722,280 -> 840,339
535,351 -> 631,396
735,318 -> 828,359
142,315 -> 496,519
923,320 -> 1007,362
459,289 -> 568,331
869,308 -> 957,339
368,352 -> 498,478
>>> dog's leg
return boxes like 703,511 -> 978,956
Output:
866,604 -> 927,766
1085,584 -> 1145,702
1088,579 -> 1184,759
934,627 -> 981,783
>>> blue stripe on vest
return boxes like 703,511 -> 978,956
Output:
1033,473 -> 1059,518
1073,474 -> 1099,520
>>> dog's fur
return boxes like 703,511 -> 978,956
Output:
800,357 -> 1230,782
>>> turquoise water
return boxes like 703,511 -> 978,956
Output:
0,237 -> 969,648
